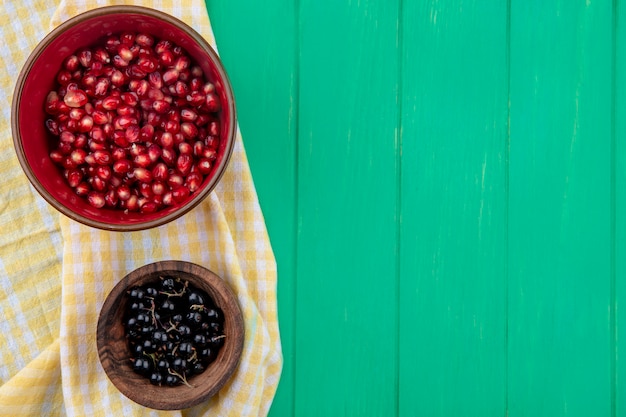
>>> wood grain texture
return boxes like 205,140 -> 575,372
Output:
508,1 -> 613,416
294,0 -> 399,414
399,1 -> 508,415
204,1 -> 298,415
206,0 -> 621,415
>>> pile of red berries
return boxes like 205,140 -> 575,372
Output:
124,276 -> 225,387
44,32 -> 222,213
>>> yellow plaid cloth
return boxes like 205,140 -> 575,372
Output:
0,0 -> 282,416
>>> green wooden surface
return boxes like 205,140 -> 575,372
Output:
206,0 -> 622,415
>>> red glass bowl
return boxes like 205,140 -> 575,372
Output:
11,6 -> 236,231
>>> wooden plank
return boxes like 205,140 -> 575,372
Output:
294,0 -> 399,414
204,1 -> 298,415
399,1 -> 509,415
508,1 -> 613,415
616,2 -> 624,416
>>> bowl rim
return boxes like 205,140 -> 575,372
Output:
96,260 -> 245,410
11,5 -> 237,232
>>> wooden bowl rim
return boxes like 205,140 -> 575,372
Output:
97,260 -> 244,410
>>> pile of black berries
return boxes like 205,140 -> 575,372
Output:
124,275 -> 225,387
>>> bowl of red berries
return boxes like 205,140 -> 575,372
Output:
97,260 -> 244,410
11,6 -> 236,231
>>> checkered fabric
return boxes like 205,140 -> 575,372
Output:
0,1 -> 282,416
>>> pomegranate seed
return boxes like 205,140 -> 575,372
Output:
133,167 -> 153,183
59,131 -> 75,144
162,191 -> 174,206
94,78 -> 110,97
78,115 -> 94,132
101,95 -> 121,110
168,173 -> 184,188
111,147 -> 127,161
205,93 -> 221,112
112,159 -> 132,175
205,136 -> 219,149
151,181 -> 166,195
155,40 -> 172,53
93,48 -> 111,64
181,108 -> 198,122
185,172 -> 203,192
147,144 -> 162,162
189,78 -> 202,91
64,89 -> 88,108
208,120 -> 220,136
90,61 -> 104,76
139,124 -> 155,142
174,81 -> 188,97
174,56 -> 190,72
202,147 -> 217,161
93,150 -> 111,165
133,153 -> 152,168
178,142 -> 193,155
88,140 -> 106,151
148,88 -> 165,101
161,147 -> 176,165
152,163 -> 169,181
140,202 -> 158,213
113,55 -> 129,68
152,100 -> 170,114
191,66 -> 203,78
162,68 -> 179,85
128,64 -> 148,80
171,186 -> 190,203
50,150 -> 64,164
120,92 -> 138,106
70,149 -> 87,165
180,122 -> 198,140
139,182 -> 154,198
129,143 -> 146,157
158,49 -> 174,66
197,158 -> 212,174
87,190 -> 106,208
74,134 -> 88,148
135,80 -> 150,97
164,120 -> 180,134
135,33 -> 154,47
45,91 -> 61,114
89,176 -> 107,191
202,82 -> 216,94
193,141 -> 205,157
116,184 -> 131,200
78,50 -> 92,67
57,70 -> 73,86
69,108 -> 85,120
120,32 -> 135,45
114,116 -> 136,130
96,165 -> 112,181
64,55 -> 80,71
176,154 -> 192,175
91,110 -> 109,125
173,132 -> 185,145
148,72 -> 163,89
75,182 -> 91,196
45,119 -> 60,135
57,143 -> 73,155
65,169 -> 83,187
124,194 -> 140,212
104,189 -> 118,207
90,126 -> 106,141
186,91 -> 205,106
138,56 -> 158,72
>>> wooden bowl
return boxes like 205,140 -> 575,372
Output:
97,260 -> 244,410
